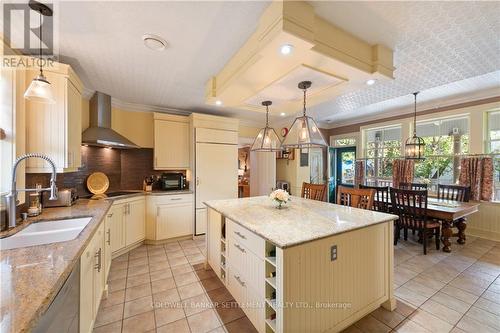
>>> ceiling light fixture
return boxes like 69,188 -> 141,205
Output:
215,100 -> 223,106
251,101 -> 282,152
280,112 -> 286,116
142,34 -> 168,51
366,79 -> 377,86
405,92 -> 425,160
281,81 -> 328,149
24,0 -> 55,104
280,44 -> 293,55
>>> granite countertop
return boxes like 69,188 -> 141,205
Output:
0,199 -> 112,333
83,189 -> 194,201
204,196 -> 398,248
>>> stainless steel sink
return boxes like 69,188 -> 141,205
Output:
0,217 -> 92,250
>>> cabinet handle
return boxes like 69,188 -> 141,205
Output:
156,207 -> 160,217
106,229 -> 111,245
94,248 -> 102,272
171,198 -> 182,201
234,231 -> 246,240
234,275 -> 246,287
107,213 -> 113,218
196,177 -> 200,186
234,243 -> 246,253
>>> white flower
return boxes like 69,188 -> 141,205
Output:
270,189 -> 289,203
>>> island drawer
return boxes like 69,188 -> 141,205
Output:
227,219 -> 265,258
227,263 -> 246,305
227,236 -> 265,294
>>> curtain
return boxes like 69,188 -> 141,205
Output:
392,159 -> 414,188
459,157 -> 494,201
355,160 -> 365,188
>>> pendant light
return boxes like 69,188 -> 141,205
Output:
404,92 -> 425,160
281,81 -> 328,149
24,0 -> 55,104
251,101 -> 282,152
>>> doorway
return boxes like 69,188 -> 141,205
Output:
329,146 -> 356,202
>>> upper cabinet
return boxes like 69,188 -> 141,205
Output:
25,62 -> 83,173
154,113 -> 190,170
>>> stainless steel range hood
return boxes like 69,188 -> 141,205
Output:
82,92 -> 140,149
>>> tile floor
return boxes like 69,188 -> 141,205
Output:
93,234 -> 500,333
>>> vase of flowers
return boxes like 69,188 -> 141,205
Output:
269,189 -> 290,209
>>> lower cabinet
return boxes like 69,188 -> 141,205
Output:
125,199 -> 146,245
108,197 -> 146,257
146,194 -> 194,241
80,223 -> 105,333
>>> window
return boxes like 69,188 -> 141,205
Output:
487,111 -> 500,200
414,116 -> 469,192
333,138 -> 356,147
364,125 -> 402,186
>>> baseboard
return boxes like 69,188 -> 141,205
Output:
144,234 -> 193,245
466,228 -> 500,242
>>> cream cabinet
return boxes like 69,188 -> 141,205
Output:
107,204 -> 125,254
25,63 -> 83,173
108,197 -> 146,256
126,198 -> 146,245
154,114 -> 190,170
80,222 -> 105,333
146,194 -> 193,240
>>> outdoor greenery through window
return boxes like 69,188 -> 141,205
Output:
334,138 -> 356,147
413,116 -> 469,192
487,111 -> 500,200
365,126 -> 402,186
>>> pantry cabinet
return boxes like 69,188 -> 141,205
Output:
25,63 -> 83,173
146,194 -> 193,241
153,113 -> 190,170
80,222 -> 105,333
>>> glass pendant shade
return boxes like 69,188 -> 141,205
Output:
24,74 -> 56,104
405,91 -> 425,160
281,81 -> 328,149
251,100 -> 282,152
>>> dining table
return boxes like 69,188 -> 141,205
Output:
426,197 -> 480,252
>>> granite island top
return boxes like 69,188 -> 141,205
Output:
204,196 -> 398,248
0,199 -> 112,333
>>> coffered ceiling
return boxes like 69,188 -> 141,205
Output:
54,1 -> 499,127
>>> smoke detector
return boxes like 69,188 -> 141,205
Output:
142,34 -> 168,51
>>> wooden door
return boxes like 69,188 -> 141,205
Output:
126,199 -> 146,245
154,120 -> 190,169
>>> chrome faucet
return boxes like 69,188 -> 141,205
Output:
6,153 -> 58,228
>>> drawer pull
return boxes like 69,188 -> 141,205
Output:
234,275 -> 246,287
234,231 -> 246,240
107,213 -> 113,218
234,243 -> 246,253
106,229 -> 111,245
94,248 -> 102,272
170,198 -> 182,201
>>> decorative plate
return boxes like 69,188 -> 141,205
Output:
86,172 -> 110,195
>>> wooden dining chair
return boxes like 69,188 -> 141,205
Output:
337,186 -> 375,210
390,187 -> 440,255
437,184 -> 470,202
399,182 -> 428,191
301,182 -> 327,201
359,185 -> 390,213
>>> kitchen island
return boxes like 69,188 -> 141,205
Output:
205,196 -> 398,333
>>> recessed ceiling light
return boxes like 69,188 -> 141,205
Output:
366,79 -> 377,86
142,34 -> 168,51
215,100 -> 223,106
280,44 -> 293,55
280,112 -> 286,116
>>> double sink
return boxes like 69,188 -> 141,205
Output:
0,217 -> 93,250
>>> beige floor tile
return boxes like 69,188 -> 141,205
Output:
440,285 -> 479,304
126,272 -> 150,288
108,268 -> 127,281
187,253 -> 206,264
214,299 -> 245,324
395,266 -> 420,286
122,310 -> 155,333
394,298 -> 417,317
340,325 -> 364,333
412,274 -> 447,291
457,315 -> 499,333
153,287 -> 181,305
370,307 -> 406,328
148,254 -> 168,264
157,318 -> 191,333
92,320 -> 122,333
94,303 -> 124,327
475,297 -> 500,316
155,304 -> 186,327
127,264 -> 150,277
482,289 -> 500,305
409,309 -> 453,333
465,306 -> 500,330
488,282 -> 500,294
114,253 -> 129,262
401,279 -> 436,298
149,261 -> 170,272
429,291 -> 471,314
180,239 -> 198,249
449,275 -> 489,295
129,251 -> 148,260
178,281 -> 205,300
395,286 -> 429,307
167,250 -> 186,259
152,277 -> 176,293
128,257 -> 148,267
187,309 -> 222,333
196,268 -> 217,281
110,260 -> 128,271
353,315 -> 391,333
420,299 -> 462,325
100,290 -> 125,309
183,293 -> 213,316
224,316 -> 257,333
200,276 -> 224,292
169,256 -> 190,267
184,247 -> 202,255
125,283 -> 152,302
394,319 -> 431,333
450,327 -> 467,333
175,271 -> 199,287
165,243 -> 182,251
148,248 -> 166,256
171,264 -> 194,276
108,278 -> 126,293
123,295 -> 154,318
150,268 -> 173,281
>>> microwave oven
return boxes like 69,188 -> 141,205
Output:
159,173 -> 187,191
